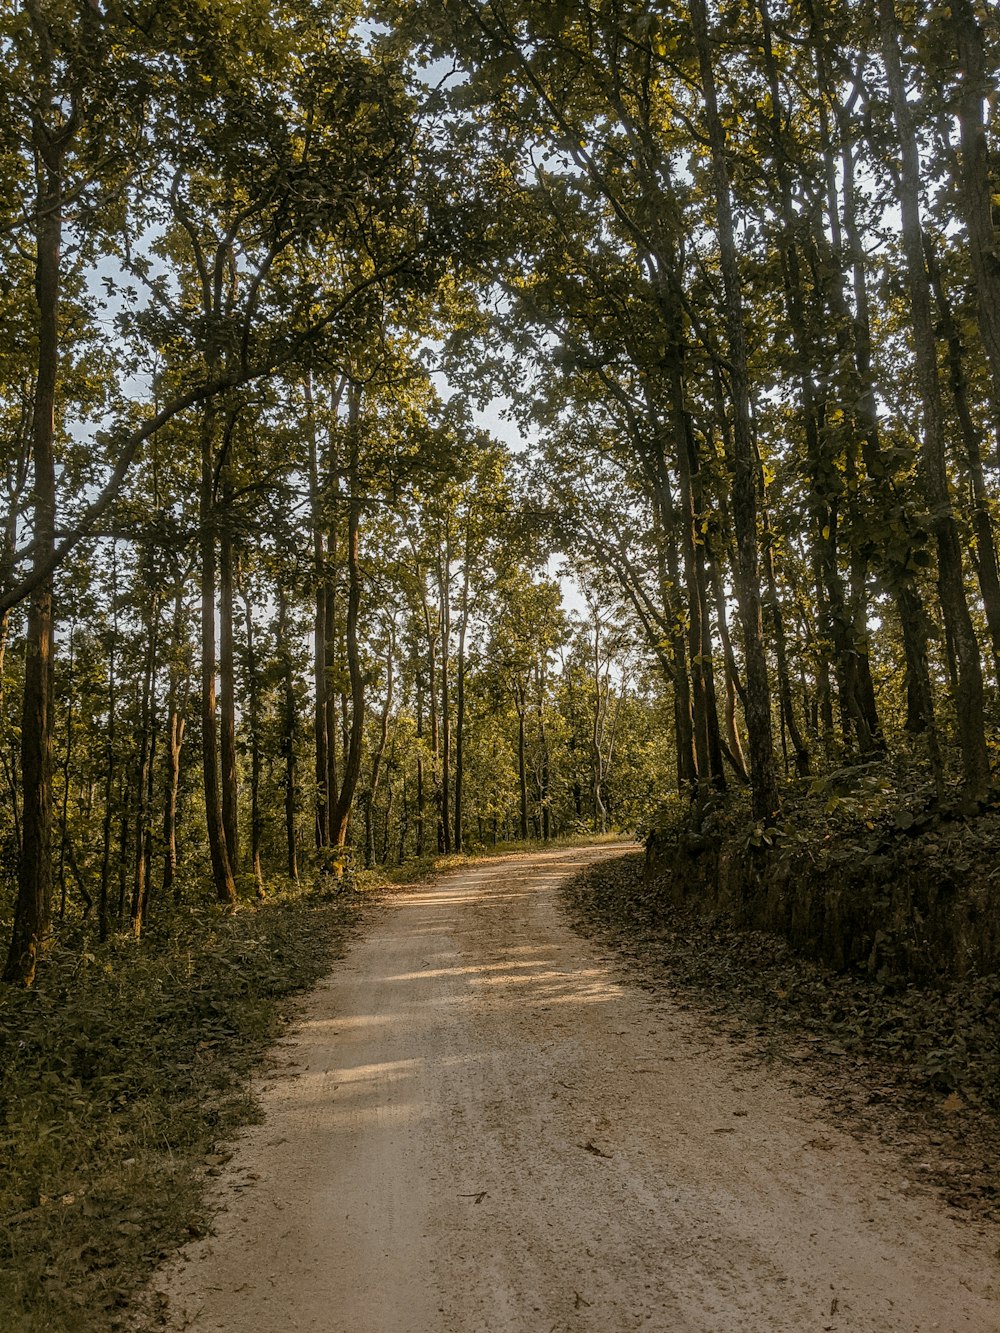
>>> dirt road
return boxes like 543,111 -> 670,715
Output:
157,847 -> 999,1332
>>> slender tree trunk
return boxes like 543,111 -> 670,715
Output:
330,386 -> 366,853
652,469 -> 696,791
760,0 -> 881,760
365,636 -> 394,869
420,581 -> 443,851
690,0 -> 778,820
666,365 -> 716,792
325,551 -> 340,833
162,585 -> 186,904
453,539 -> 471,853
277,586 -> 299,882
591,628 -> 608,833
879,0 -> 990,799
415,669 -> 425,857
117,766 -> 131,927
200,397 -> 237,905
831,73 -> 940,761
98,547 -> 118,941
130,594 -> 159,937
926,239 -> 1000,683
952,0 -> 1000,438
219,507 -> 239,874
708,549 -> 749,782
438,542 -> 452,854
57,625 -> 75,921
535,658 -> 550,841
306,374 -> 330,849
243,592 -> 265,895
4,129 -> 61,985
516,683 -> 528,840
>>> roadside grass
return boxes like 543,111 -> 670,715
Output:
0,879 -> 367,1332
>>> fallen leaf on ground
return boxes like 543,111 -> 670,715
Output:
579,1139 -> 612,1159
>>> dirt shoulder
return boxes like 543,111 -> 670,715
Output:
147,846 -> 997,1333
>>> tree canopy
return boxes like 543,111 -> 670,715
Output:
2,0 -> 1000,983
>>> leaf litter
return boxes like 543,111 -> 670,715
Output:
562,852 -> 1000,1223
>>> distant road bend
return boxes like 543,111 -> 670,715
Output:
157,846 -> 999,1333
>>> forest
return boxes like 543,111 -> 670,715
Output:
3,0 -> 1000,1326
4,0 -> 1000,985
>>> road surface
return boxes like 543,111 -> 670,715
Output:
156,846 -> 999,1332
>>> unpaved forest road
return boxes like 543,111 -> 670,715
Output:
156,847 -> 999,1332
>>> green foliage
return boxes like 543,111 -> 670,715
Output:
0,885 -> 366,1331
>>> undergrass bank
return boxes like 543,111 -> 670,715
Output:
0,881 -> 367,1332
564,853 -> 1000,1221
644,778 -> 1000,979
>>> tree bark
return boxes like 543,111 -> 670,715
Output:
879,0 -> 991,800
925,238 -> 1000,684
200,396 -> 237,905
365,634 -> 394,869
219,503 -> 239,875
243,591 -> 265,895
453,538 -> 471,853
438,540 -> 452,854
951,0 -> 1000,438
516,682 -> 528,840
330,386 -> 366,853
277,585 -> 299,882
162,585 -> 187,905
4,120 -> 61,985
130,590 -> 159,936
306,374 -> 330,849
690,0 -> 778,820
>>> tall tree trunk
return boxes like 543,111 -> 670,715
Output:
365,634 -> 395,869
651,465 -> 696,791
4,126 -> 61,985
277,586 -> 299,882
926,239 -> 1000,683
419,580 -> 443,851
243,592 -> 265,895
117,768 -> 131,927
438,541 -> 452,854
330,386 -> 366,853
162,584 -> 187,904
831,64 -> 940,763
453,539 -> 471,853
200,397 -> 237,905
57,624 -> 75,922
760,0 -> 881,760
306,374 -> 330,849
762,522 -> 811,777
708,549 -> 750,782
219,507 -> 239,875
130,593 -> 159,937
98,547 -> 118,941
535,658 -> 550,841
690,0 -> 778,820
415,668 -> 426,858
590,626 -> 609,833
951,0 -> 1000,438
516,682 -> 529,840
879,0 -> 991,799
